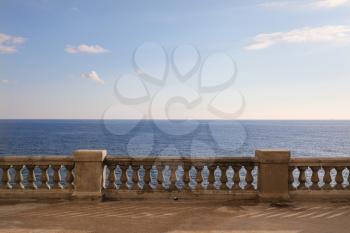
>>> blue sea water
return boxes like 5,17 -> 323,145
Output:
0,120 -> 350,157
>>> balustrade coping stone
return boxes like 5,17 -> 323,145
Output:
290,157 -> 350,166
104,156 -> 257,166
0,156 -> 72,162
74,150 -> 107,162
256,149 -> 291,163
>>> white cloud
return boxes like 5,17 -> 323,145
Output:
260,0 -> 349,9
65,44 -> 109,54
259,1 -> 291,8
245,25 -> 350,50
0,79 -> 10,84
312,0 -> 349,8
81,71 -> 105,84
0,33 -> 25,54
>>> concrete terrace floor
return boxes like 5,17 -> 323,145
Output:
0,200 -> 349,233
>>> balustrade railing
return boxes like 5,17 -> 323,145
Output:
289,158 -> 350,191
0,150 -> 349,202
0,156 -> 75,192
103,157 -> 258,194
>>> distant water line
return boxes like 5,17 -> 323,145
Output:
1,120 -> 350,157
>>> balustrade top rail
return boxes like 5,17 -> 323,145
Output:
0,156 -> 73,165
105,156 -> 257,165
289,157 -> 350,166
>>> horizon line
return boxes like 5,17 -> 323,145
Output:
1,118 -> 350,121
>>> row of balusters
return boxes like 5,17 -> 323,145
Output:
0,164 -> 75,190
290,166 -> 350,190
103,164 -> 258,191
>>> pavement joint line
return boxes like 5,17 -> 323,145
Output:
265,212 -> 290,218
65,212 -> 101,217
310,211 -> 337,219
309,206 -> 322,210
92,210 -> 154,217
235,211 -> 261,218
91,210 -> 157,217
42,211 -> 102,218
296,211 -> 317,218
326,211 -> 348,219
249,212 -> 274,218
281,211 -> 306,218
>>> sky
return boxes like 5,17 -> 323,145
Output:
1,0 -> 350,120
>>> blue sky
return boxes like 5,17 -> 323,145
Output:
1,0 -> 350,119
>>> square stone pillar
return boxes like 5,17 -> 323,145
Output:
256,149 -> 291,202
73,150 -> 107,201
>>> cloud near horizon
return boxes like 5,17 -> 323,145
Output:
65,44 -> 109,54
0,79 -> 10,84
245,25 -> 350,50
0,33 -> 25,54
81,71 -> 105,84
260,0 -> 349,9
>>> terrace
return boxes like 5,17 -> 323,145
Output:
0,149 -> 349,232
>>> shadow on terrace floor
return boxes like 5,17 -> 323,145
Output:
0,200 -> 349,233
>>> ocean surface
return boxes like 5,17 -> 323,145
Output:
0,120 -> 350,157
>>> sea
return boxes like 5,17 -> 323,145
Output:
0,120 -> 350,157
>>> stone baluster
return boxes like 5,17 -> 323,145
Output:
233,165 -> 241,190
298,166 -> 307,190
119,164 -> 128,190
195,165 -> 203,191
245,165 -> 254,190
13,165 -> 23,189
132,164 -> 140,190
335,166 -> 345,190
207,165 -> 216,190
183,163 -> 191,191
1,166 -> 10,189
323,166 -> 332,190
169,164 -> 177,191
220,164 -> 228,190
155,165 -> 163,191
26,165 -> 35,189
52,165 -> 61,189
125,165 -> 134,190
143,164 -> 152,191
347,167 -> 350,190
311,166 -> 320,190
39,165 -> 49,189
288,166 -> 295,190
65,164 -> 74,190
107,164 -> 116,190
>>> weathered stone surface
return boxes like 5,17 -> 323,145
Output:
73,150 -> 107,200
256,149 -> 291,201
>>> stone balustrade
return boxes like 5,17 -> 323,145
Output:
289,157 -> 350,200
103,156 -> 258,200
0,156 -> 75,201
0,149 -> 349,202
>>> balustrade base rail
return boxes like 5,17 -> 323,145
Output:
103,190 -> 258,201
0,190 -> 74,203
289,190 -> 350,201
0,149 -> 349,202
